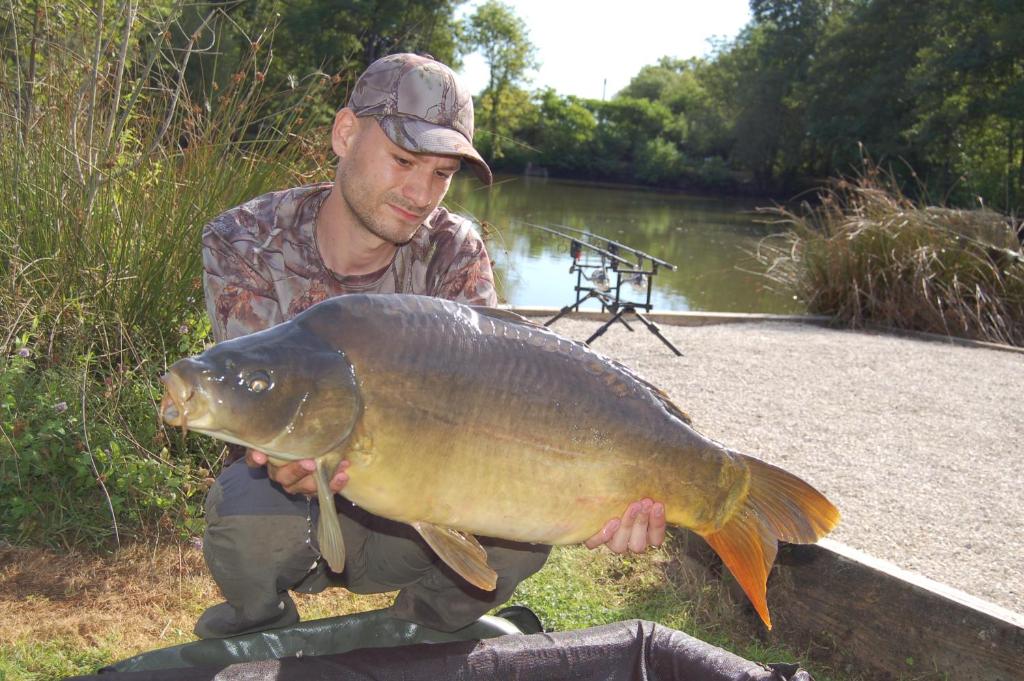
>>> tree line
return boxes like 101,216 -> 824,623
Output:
7,0 -> 1017,211
474,0 -> 1023,213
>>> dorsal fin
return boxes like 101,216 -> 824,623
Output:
471,305 -> 692,425
606,356 -> 693,425
470,305 -> 548,330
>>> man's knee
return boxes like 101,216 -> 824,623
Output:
484,539 -> 552,599
203,460 -> 322,598
389,538 -> 552,632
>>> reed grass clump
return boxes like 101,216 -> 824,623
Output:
755,166 -> 1024,346
1,2 -> 331,548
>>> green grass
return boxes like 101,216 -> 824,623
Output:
0,638 -> 122,681
508,539 -> 853,681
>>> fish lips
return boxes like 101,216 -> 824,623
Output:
159,370 -> 190,427
159,360 -> 218,435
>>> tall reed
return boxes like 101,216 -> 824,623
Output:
2,1 -> 331,361
754,164 -> 1024,346
0,1 -> 333,547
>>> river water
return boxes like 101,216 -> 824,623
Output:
445,175 -> 803,314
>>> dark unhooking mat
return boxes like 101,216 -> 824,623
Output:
67,615 -> 810,681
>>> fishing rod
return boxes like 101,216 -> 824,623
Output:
523,222 -> 634,267
522,221 -> 676,271
520,220 -> 684,356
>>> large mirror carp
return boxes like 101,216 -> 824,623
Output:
161,293 -> 839,628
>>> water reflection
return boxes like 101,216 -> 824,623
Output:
444,175 -> 802,313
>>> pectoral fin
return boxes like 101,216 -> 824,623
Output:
314,457 -> 346,573
412,522 -> 497,591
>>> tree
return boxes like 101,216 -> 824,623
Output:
619,56 -> 729,159
909,0 -> 1024,210
182,0 -> 467,123
802,0 -> 931,177
587,96 -> 676,181
529,88 -> 598,174
463,0 -> 538,159
730,1 -> 837,190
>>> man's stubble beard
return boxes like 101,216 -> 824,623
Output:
337,164 -> 426,247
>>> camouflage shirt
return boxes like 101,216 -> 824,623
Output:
202,183 -> 496,342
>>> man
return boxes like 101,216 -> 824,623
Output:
198,53 -> 666,639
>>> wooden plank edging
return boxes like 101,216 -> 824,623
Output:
678,532 -> 1024,680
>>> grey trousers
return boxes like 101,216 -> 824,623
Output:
202,459 -> 551,633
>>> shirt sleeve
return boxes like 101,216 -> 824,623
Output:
202,210 -> 285,342
432,219 -> 499,307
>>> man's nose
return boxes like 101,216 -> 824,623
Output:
401,167 -> 434,208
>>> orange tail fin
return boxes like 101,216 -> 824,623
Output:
700,454 -> 840,629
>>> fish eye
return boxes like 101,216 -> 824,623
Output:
244,371 -> 272,393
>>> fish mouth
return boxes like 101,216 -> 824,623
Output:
159,369 -> 204,436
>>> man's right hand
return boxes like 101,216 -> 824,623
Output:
246,449 -> 350,496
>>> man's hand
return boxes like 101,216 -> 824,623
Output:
584,498 -> 666,554
246,449 -> 350,496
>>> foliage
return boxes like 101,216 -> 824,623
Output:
499,93 -> 688,185
473,83 -> 537,163
177,0 -> 467,125
754,163 -> 1024,345
463,0 -> 538,159
0,1 -> 328,548
467,0 -> 1023,212
802,0 -> 930,176
705,0 -> 1023,207
619,57 -> 726,160
635,137 -> 684,186
907,0 -> 1024,209
2,352 -> 191,547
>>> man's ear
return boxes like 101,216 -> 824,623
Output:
331,108 -> 360,158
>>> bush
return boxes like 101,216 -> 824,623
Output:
688,156 -> 739,193
754,164 -> 1024,346
1,3 -> 329,548
635,137 -> 684,186
0,351 -> 216,546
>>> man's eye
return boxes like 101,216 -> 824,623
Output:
394,156 -> 412,166
244,371 -> 273,393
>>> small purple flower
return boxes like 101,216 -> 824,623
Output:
178,325 -> 189,335
53,401 -> 68,414
16,347 -> 31,358
190,537 -> 204,551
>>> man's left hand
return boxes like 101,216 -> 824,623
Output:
584,498 -> 666,554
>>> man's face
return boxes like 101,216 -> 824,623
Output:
334,115 -> 461,245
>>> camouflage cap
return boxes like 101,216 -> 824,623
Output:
348,53 -> 492,185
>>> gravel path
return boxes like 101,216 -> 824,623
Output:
537,317 -> 1024,616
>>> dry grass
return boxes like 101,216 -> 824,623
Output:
0,541 -> 392,670
1,542 -> 210,648
0,535 -> 749,674
0,535 -> 852,681
754,166 -> 1024,346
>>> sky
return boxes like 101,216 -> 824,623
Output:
455,0 -> 753,101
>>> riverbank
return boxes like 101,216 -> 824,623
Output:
534,315 -> 1023,616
